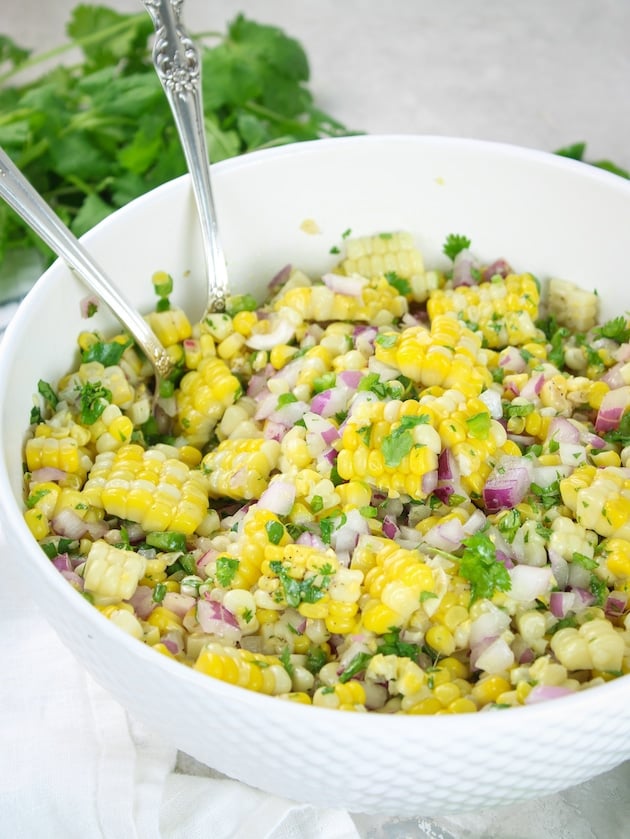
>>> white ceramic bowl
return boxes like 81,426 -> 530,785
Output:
1,136 -> 630,817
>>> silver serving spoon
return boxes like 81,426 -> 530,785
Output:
0,146 -> 173,378
142,0 -> 229,315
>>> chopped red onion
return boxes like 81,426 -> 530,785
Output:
247,316 -> 297,351
483,455 -> 533,512
52,553 -> 72,573
127,585 -> 156,619
310,388 -> 348,417
296,530 -> 327,550
263,420 -> 287,441
508,565 -> 554,601
423,515 -> 465,551
498,346 -> 527,373
268,263 -> 292,292
31,466 -> 68,483
382,515 -> 399,540
268,399 -> 309,426
163,592 -> 196,619
80,294 -> 100,318
519,372 -> 545,400
482,258 -> 512,282
197,598 -> 241,642
52,508 -> 89,540
549,590 -> 577,618
605,593 -> 628,617
322,272 -> 367,297
338,370 -> 363,390
451,249 -> 479,287
479,388 -> 503,419
473,637 -> 514,673
331,508 -> 369,553
548,416 -> 580,444
60,570 -> 84,590
258,480 -> 296,516
595,386 -> 630,433
525,685 -> 574,704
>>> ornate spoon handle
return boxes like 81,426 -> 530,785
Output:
0,146 -> 172,378
143,0 -> 229,314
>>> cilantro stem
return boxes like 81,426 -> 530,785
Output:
0,15 -> 148,86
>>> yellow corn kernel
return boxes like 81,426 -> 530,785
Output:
590,450 -> 621,468
147,606 -> 183,633
471,675 -> 512,706
425,624 -> 456,656
270,344 -> 298,370
407,697 -> 444,715
447,697 -> 478,714
24,508 -> 50,540
232,310 -> 258,337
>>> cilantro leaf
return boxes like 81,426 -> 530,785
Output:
381,415 -> 430,468
81,338 -> 132,366
215,556 -> 240,587
442,233 -> 471,261
77,380 -> 112,425
604,413 -> 630,446
458,531 -> 511,603
594,315 -> 630,344
384,271 -> 411,296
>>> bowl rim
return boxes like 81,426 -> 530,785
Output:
1,132 -> 630,734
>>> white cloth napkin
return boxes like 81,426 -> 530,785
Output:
0,541 -> 360,839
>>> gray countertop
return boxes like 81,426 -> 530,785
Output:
3,2 -> 630,836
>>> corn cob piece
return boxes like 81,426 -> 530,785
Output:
194,642 -> 293,695
427,273 -> 541,348
550,619 -> 625,672
374,314 -> 492,398
58,361 -> 135,410
359,541 -> 435,633
337,391 -> 512,499
25,435 -> 91,479
202,438 -> 281,500
560,464 -> 630,540
546,278 -> 599,333
83,539 -> 147,604
338,232 -> 439,303
231,507 -> 291,590
82,443 -> 209,534
175,356 -> 242,447
272,275 -> 407,324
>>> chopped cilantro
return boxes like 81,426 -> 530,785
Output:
458,530 -> 511,603
339,651 -> 373,683
81,338 -> 132,366
603,413 -> 630,446
377,626 -> 421,659
419,590 -> 438,603
312,372 -> 336,394
225,293 -> 258,317
381,414 -> 430,467
77,381 -> 112,425
215,556 -> 240,587
375,333 -> 398,349
279,646 -> 294,676
530,480 -> 561,510
549,615 -> 578,634
152,582 -> 167,603
359,505 -> 378,518
146,531 -> 187,552
276,392 -> 298,408
593,315 -> 630,344
265,520 -> 285,545
497,509 -> 522,543
506,402 -> 534,418
465,411 -> 491,439
310,495 -> 324,513
571,552 -> 597,571
384,271 -> 411,296
37,379 -> 58,411
319,513 -> 345,544
357,425 -> 372,446
26,487 -> 51,509
305,646 -> 328,674
589,574 -> 608,606
442,233 -> 471,261
269,559 -> 333,607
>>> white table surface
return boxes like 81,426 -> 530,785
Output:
3,2 -> 630,836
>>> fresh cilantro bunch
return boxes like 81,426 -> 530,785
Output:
0,4 -> 354,288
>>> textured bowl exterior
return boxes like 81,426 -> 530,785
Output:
2,136 -> 630,816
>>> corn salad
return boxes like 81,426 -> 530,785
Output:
23,231 -> 630,715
